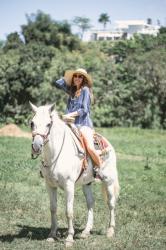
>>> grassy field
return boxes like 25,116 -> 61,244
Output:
0,128 -> 165,250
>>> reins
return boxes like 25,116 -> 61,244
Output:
31,115 -> 85,182
42,127 -> 66,168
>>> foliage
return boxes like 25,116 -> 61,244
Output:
3,32 -> 24,51
72,16 -> 92,40
0,10 -> 166,129
159,26 -> 166,34
0,43 -> 56,123
98,13 -> 111,29
113,49 -> 166,128
147,18 -> 152,25
21,10 -> 80,50
0,40 -> 5,48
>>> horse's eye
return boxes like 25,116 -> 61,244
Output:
30,121 -> 35,130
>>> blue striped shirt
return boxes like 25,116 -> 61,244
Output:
55,78 -> 93,128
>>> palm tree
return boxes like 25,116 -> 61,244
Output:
98,13 -> 110,29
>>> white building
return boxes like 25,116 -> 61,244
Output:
91,29 -> 123,41
84,20 -> 160,41
115,20 -> 160,39
83,29 -> 123,41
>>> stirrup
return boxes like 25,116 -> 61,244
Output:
93,168 -> 102,180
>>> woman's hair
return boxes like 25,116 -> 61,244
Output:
70,75 -> 94,103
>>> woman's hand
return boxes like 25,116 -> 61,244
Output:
62,114 -> 75,123
62,111 -> 78,123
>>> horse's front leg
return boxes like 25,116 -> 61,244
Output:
46,185 -> 58,242
81,184 -> 94,238
65,180 -> 75,247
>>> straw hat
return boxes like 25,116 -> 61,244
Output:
64,68 -> 93,87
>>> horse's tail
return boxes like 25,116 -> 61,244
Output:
114,178 -> 120,199
102,178 -> 120,203
102,183 -> 108,203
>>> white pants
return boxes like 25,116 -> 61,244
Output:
79,126 -> 101,167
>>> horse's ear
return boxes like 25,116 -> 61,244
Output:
29,101 -> 38,113
49,103 -> 55,113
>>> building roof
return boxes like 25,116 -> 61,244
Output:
115,20 -> 146,28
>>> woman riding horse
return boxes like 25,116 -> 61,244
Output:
29,68 -> 119,247
30,102 -> 119,247
54,68 -> 102,174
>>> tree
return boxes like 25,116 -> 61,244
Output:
157,19 -> 161,26
147,18 -> 152,25
159,26 -> 166,34
21,10 -> 80,50
72,16 -> 92,40
3,32 -> 24,51
0,40 -> 4,48
98,13 -> 110,29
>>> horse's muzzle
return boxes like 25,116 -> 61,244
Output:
31,135 -> 44,155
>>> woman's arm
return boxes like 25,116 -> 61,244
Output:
54,78 -> 70,94
65,87 -> 90,119
63,111 -> 79,120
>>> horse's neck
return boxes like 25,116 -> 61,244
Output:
42,116 -> 69,166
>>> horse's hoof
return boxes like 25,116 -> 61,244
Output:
107,227 -> 114,238
65,239 -> 74,248
46,237 -> 55,242
80,230 -> 90,239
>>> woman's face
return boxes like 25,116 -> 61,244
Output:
72,74 -> 84,89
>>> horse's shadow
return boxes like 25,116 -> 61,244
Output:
0,224 -> 104,243
0,224 -> 86,243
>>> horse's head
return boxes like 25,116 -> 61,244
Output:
29,102 -> 55,157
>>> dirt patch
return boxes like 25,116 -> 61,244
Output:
0,124 -> 31,138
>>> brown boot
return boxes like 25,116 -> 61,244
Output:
93,167 -> 102,182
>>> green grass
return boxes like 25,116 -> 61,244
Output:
0,128 -> 166,249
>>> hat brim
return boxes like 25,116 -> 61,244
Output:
64,70 -> 93,87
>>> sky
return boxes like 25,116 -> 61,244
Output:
0,0 -> 166,40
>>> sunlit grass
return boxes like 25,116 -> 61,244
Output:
0,128 -> 165,249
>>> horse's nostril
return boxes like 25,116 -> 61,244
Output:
32,142 -> 41,152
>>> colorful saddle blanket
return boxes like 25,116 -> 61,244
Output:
93,133 -> 110,153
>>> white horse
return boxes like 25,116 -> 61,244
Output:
29,102 -> 120,247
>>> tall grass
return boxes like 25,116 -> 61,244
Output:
0,128 -> 165,249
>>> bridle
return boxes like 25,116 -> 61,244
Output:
31,116 -> 53,159
42,127 -> 66,168
31,116 -> 67,167
32,120 -> 53,145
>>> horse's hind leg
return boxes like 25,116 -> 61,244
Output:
65,180 -> 75,247
81,184 -> 94,238
103,182 -> 117,238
